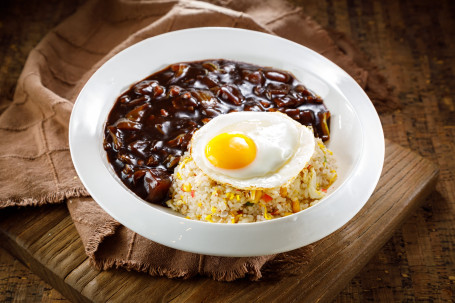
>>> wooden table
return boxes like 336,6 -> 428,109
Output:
1,0 -> 454,302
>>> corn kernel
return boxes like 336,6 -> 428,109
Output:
205,214 -> 214,222
250,190 -> 262,203
280,187 -> 288,198
183,183 -> 192,192
329,171 -> 338,185
291,199 -> 300,213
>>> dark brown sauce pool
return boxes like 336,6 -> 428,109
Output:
103,59 -> 331,205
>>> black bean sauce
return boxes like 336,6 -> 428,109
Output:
103,60 -> 331,205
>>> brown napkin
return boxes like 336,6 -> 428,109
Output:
0,0 -> 397,281
67,196 -> 314,281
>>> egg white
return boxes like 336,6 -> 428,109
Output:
190,111 -> 316,189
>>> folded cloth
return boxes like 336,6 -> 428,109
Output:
67,196 -> 314,281
0,0 -> 398,281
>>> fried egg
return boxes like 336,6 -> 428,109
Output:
190,111 -> 315,189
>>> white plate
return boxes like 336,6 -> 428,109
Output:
69,27 -> 384,257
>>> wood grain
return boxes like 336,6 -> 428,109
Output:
0,247 -> 68,302
1,0 -> 454,302
299,1 -> 455,301
0,140 -> 439,303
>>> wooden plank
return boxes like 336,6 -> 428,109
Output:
0,247 -> 69,303
0,140 -> 439,302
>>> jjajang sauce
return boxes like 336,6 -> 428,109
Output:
103,60 -> 331,205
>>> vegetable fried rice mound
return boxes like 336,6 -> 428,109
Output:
167,138 -> 337,223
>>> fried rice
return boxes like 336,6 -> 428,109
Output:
166,138 -> 337,223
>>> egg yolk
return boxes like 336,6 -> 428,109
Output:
205,133 -> 256,169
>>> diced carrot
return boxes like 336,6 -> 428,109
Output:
262,194 -> 273,202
